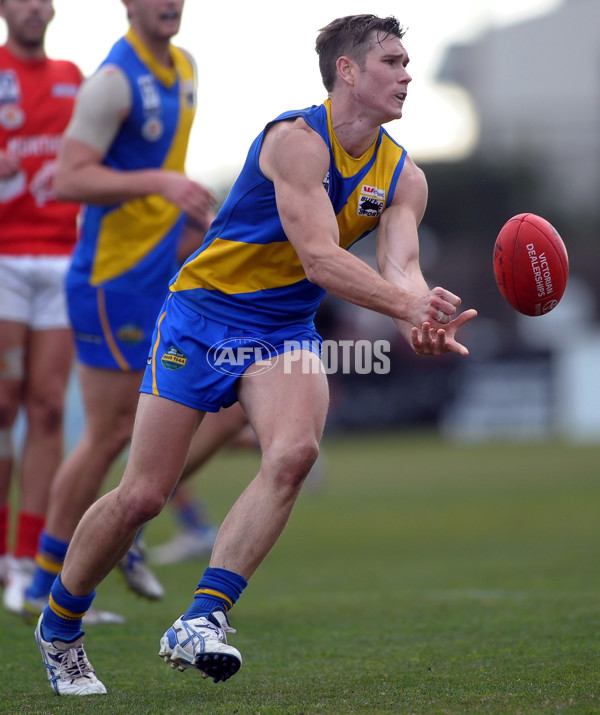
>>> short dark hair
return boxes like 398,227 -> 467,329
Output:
315,14 -> 406,92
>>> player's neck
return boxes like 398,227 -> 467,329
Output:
329,98 -> 380,159
130,26 -> 173,68
5,36 -> 46,61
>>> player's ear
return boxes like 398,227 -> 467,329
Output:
335,56 -> 355,87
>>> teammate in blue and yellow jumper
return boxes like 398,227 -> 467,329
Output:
26,0 -> 215,644
34,13 -> 478,695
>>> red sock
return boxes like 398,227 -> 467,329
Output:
0,504 -> 9,555
14,511 -> 45,559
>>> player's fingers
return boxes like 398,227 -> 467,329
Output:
435,328 -> 446,352
432,286 -> 461,307
410,327 -> 425,354
434,309 -> 450,324
448,338 -> 469,357
449,308 -> 478,329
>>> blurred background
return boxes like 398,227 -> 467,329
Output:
5,0 -> 598,445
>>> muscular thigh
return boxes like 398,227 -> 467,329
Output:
120,392 -> 203,499
237,349 -> 330,451
77,363 -> 144,437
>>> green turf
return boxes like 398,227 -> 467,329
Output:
2,432 -> 600,714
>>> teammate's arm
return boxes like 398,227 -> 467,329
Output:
176,210 -> 216,265
53,65 -> 214,223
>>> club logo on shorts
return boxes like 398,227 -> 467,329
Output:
161,346 -> 187,370
117,323 -> 144,345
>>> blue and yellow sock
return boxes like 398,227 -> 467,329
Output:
26,532 -> 69,600
40,575 -> 95,643
183,567 -> 247,621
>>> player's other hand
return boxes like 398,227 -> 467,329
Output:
161,171 -> 216,224
410,308 -> 478,357
407,286 -> 465,327
0,151 -> 21,179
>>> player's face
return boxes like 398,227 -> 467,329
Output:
0,0 -> 55,49
124,0 -> 185,41
356,35 -> 412,124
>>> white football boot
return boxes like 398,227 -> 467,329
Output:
159,610 -> 242,682
34,615 -> 107,695
117,539 -> 164,600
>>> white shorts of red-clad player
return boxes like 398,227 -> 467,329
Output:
0,255 -> 71,330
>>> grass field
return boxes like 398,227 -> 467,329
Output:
1,431 -> 600,714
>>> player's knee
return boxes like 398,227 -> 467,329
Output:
118,483 -> 170,525
264,438 -> 320,493
25,395 -> 64,434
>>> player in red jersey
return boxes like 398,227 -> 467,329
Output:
0,0 -> 82,614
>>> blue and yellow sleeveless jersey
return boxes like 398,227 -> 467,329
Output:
170,98 -> 406,328
66,29 -> 196,297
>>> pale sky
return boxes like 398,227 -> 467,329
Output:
2,0 -> 562,188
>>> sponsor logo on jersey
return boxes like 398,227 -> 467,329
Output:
0,70 -> 20,103
180,79 -> 196,108
0,104 -> 24,130
357,184 -> 385,217
357,195 -> 383,217
361,184 -> 386,200
161,346 -> 187,370
141,117 -> 163,142
138,75 -> 161,113
51,82 -> 79,98
5,134 -> 61,157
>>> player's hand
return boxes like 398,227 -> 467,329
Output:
0,151 -> 20,179
410,308 -> 478,357
160,171 -> 216,225
406,286 -> 465,327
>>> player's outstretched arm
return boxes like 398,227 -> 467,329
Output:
261,120 -> 438,322
376,156 -> 477,355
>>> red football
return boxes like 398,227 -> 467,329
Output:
493,213 -> 569,316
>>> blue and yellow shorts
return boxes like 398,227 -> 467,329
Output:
67,283 -> 165,371
140,294 -> 322,412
